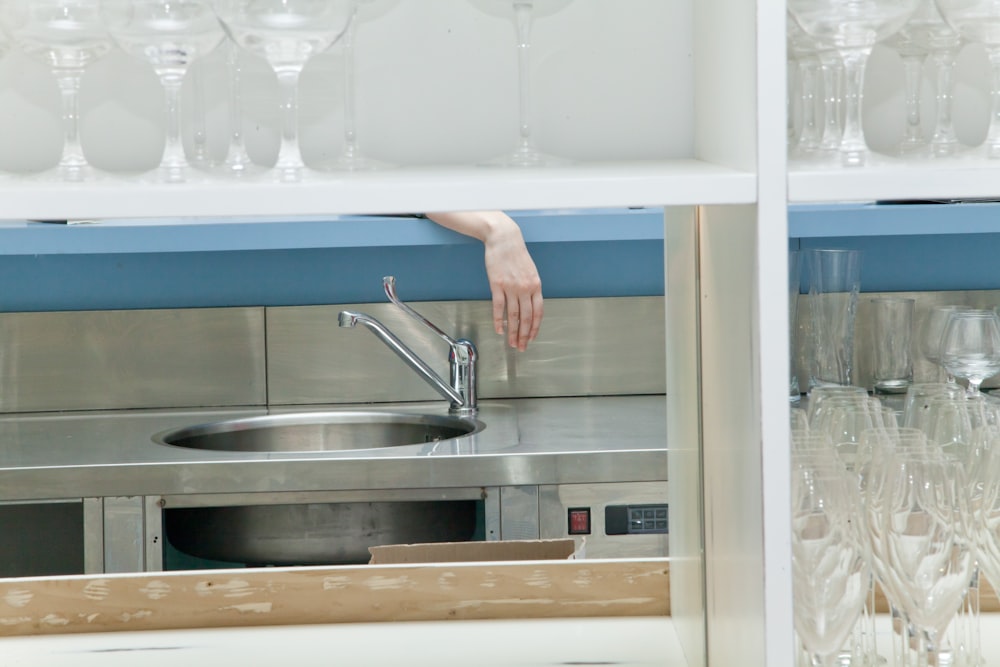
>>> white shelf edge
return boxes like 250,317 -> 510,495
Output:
789,159 -> 1000,204
0,161 -> 757,220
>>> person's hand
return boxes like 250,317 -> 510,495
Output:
425,211 -> 543,351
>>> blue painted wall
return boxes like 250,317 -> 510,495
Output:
0,209 -> 666,312
790,202 -> 1000,293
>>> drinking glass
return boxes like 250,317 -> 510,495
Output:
806,248 -> 862,388
789,250 -> 803,400
939,309 -> 1000,397
478,0 -> 571,167
902,381 -> 967,428
786,0 -> 920,167
101,0 -> 225,183
869,296 -> 914,394
936,0 -> 1000,158
212,0 -> 354,183
791,455 -> 870,667
0,0 -> 112,182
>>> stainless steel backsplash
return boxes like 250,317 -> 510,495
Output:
0,296 -> 666,413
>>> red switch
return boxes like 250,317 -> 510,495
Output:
568,507 -> 591,535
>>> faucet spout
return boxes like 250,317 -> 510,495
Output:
339,309 -> 468,411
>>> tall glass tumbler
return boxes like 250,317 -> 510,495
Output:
807,249 -> 863,390
790,250 -> 803,401
870,296 -> 915,395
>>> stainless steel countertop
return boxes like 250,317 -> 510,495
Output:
0,396 -> 667,501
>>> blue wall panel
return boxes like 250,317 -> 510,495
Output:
0,210 -> 666,312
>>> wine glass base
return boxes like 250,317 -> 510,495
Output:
480,145 -> 571,168
319,153 -> 393,172
24,163 -> 111,184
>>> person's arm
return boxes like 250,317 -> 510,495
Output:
425,211 -> 542,351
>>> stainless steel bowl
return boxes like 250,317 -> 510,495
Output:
157,410 -> 484,565
154,410 -> 483,452
165,500 -> 479,566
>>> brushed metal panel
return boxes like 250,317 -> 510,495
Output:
267,297 -> 665,406
538,482 -> 669,558
0,308 -> 266,412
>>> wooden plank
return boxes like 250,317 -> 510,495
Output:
874,577 -> 999,613
0,559 -> 669,637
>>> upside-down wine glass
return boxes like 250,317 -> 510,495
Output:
902,0 -> 963,157
101,0 -> 225,183
791,453 -> 871,667
786,0 -> 920,167
936,0 -> 1000,158
939,308 -> 1000,398
879,446 -> 976,667
0,0 -> 112,182
479,0 -> 570,167
212,0 -> 354,183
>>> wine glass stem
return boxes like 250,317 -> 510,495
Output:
190,64 -> 208,165
839,47 -> 871,167
967,380 -> 981,398
513,1 -> 535,154
900,54 -> 926,147
819,52 -> 843,151
275,68 -> 304,181
930,49 -> 958,155
54,68 -> 88,181
159,73 -> 187,183
225,44 -> 252,169
985,48 -> 1000,158
341,2 -> 361,160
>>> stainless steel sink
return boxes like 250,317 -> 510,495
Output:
155,410 -> 485,565
154,410 -> 483,453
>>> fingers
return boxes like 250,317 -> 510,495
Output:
505,291 -> 542,352
493,294 -> 506,337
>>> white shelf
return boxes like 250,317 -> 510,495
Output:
789,158 -> 1000,204
0,617 -> 679,667
0,161 -> 755,220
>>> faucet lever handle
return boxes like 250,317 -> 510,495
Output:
382,276 -> 459,349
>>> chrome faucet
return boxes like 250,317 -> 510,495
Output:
338,276 -> 478,416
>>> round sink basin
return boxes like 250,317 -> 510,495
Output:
155,410 -> 483,453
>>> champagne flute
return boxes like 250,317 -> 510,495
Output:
939,309 -> 1000,398
212,0 -> 354,183
787,0 -> 920,167
101,0 -> 226,183
0,0 -> 113,182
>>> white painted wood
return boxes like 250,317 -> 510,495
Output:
0,162 -> 755,220
0,617 -> 679,667
665,206 -> 706,667
693,0 -> 757,173
698,205 -> 768,667
790,160 -> 1000,203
